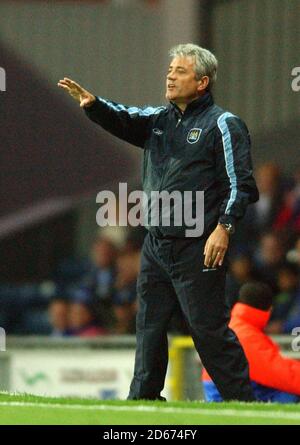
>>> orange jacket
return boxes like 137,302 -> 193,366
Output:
202,302 -> 300,395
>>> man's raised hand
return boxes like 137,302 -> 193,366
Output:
57,77 -> 96,108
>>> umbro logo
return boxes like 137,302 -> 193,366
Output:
153,128 -> 164,136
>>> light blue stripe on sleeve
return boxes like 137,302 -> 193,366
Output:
217,112 -> 238,215
98,98 -> 165,116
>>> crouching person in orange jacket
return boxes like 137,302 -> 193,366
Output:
202,282 -> 300,403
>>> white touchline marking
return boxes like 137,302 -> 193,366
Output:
0,402 -> 299,421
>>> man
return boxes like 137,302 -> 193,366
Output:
58,43 -> 259,401
203,282 -> 300,403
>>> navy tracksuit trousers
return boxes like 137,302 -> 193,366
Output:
128,232 -> 255,402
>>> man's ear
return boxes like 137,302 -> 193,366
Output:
197,76 -> 209,92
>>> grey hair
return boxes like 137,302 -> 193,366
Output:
169,43 -> 218,89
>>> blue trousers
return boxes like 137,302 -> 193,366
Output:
203,380 -> 300,403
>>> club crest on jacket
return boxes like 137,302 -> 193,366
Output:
187,128 -> 202,144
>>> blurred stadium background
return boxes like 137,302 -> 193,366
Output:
0,0 -> 300,402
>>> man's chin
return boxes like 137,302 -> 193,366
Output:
166,92 -> 177,102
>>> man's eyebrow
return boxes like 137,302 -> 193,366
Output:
168,66 -> 187,70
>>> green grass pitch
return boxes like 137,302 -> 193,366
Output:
0,392 -> 300,425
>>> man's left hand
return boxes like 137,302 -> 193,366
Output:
204,224 -> 229,268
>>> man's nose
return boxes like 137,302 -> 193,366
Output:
167,71 -> 176,80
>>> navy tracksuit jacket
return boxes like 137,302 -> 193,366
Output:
85,91 -> 259,238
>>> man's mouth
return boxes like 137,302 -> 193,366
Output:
168,84 -> 176,89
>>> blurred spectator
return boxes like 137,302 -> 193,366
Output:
48,297 -> 70,337
253,231 -> 286,293
225,253 -> 260,308
270,262 -> 299,323
91,235 -> 117,302
111,247 -> 140,334
251,162 -> 283,232
281,290 -> 300,335
231,163 -> 291,259
77,236 -> 118,330
203,282 -> 300,403
92,235 -> 118,272
68,298 -> 106,337
266,238 -> 300,335
273,166 -> 300,237
98,196 -> 129,249
273,191 -> 300,236
287,235 -> 300,267
67,233 -> 141,335
92,237 -> 117,300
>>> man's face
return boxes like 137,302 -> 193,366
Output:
166,56 -> 202,106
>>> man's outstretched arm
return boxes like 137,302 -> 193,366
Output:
58,77 -> 164,148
